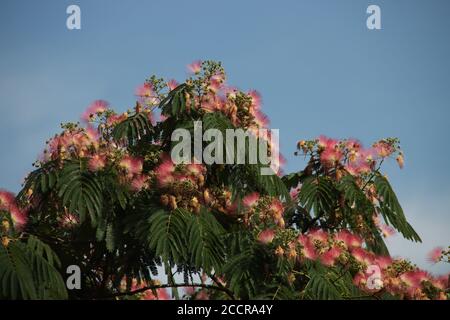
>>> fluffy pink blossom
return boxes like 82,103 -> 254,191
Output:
335,230 -> 363,248
427,247 -> 443,264
119,156 -> 143,176
187,60 -> 202,74
317,135 -> 337,150
248,90 -> 262,111
60,212 -> 79,229
320,246 -> 342,266
0,190 -> 15,210
9,206 -> 28,230
379,223 -> 396,238
242,192 -> 260,208
167,79 -> 178,91
320,148 -> 343,166
135,83 -> 154,97
130,175 -> 148,192
81,100 -> 109,121
88,154 -> 106,172
258,229 -> 275,244
298,235 -> 317,260
155,156 -> 176,187
308,228 -> 329,244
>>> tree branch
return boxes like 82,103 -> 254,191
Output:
105,283 -> 235,299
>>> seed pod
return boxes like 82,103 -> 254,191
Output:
288,248 -> 297,259
203,189 -> 211,204
1,220 -> 10,232
190,196 -> 199,208
169,195 -> 177,210
1,236 -> 10,247
297,140 -> 305,150
198,174 -> 205,187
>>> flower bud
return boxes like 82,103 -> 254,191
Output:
1,220 -> 10,232
1,236 -> 10,247
203,189 -> 211,204
169,195 -> 177,210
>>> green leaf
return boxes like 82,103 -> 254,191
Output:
304,264 -> 342,300
57,160 -> 103,227
374,174 -> 421,242
147,208 -> 189,263
186,208 -> 225,272
112,112 -> 153,144
298,176 -> 335,217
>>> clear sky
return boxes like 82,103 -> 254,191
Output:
0,0 -> 449,274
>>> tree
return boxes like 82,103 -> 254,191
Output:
0,61 -> 448,300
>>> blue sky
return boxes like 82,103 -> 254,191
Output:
0,0 -> 449,274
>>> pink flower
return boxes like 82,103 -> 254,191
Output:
308,228 -> 328,244
353,272 -> 367,287
119,156 -> 143,176
155,156 -> 176,187
298,235 -> 317,260
334,230 -> 363,248
187,60 -> 202,74
317,135 -> 337,150
85,126 -> 100,143
0,190 -> 28,230
135,83 -> 154,97
258,229 -> 275,244
242,192 -> 260,208
320,148 -> 343,166
320,247 -> 342,266
185,163 -> 206,176
427,247 -> 443,264
81,100 -> 109,121
374,256 -> 393,270
351,248 -> 373,265
374,141 -> 394,158
88,154 -> 106,172
167,79 -> 178,91
106,113 -> 127,126
253,110 -> 269,128
9,206 -> 28,230
345,139 -> 361,151
248,90 -> 262,110
379,224 -> 396,238
130,175 -> 148,192
0,190 -> 15,210
60,212 -> 79,229
269,198 -> 284,217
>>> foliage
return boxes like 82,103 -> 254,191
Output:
0,60 -> 448,300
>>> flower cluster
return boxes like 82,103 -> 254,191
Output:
156,156 -> 207,213
36,119 -> 150,193
0,190 -> 28,234
241,192 -> 285,231
269,228 -> 448,300
297,136 -> 403,177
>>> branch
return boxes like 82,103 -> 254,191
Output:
208,273 -> 236,300
106,283 -> 235,299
